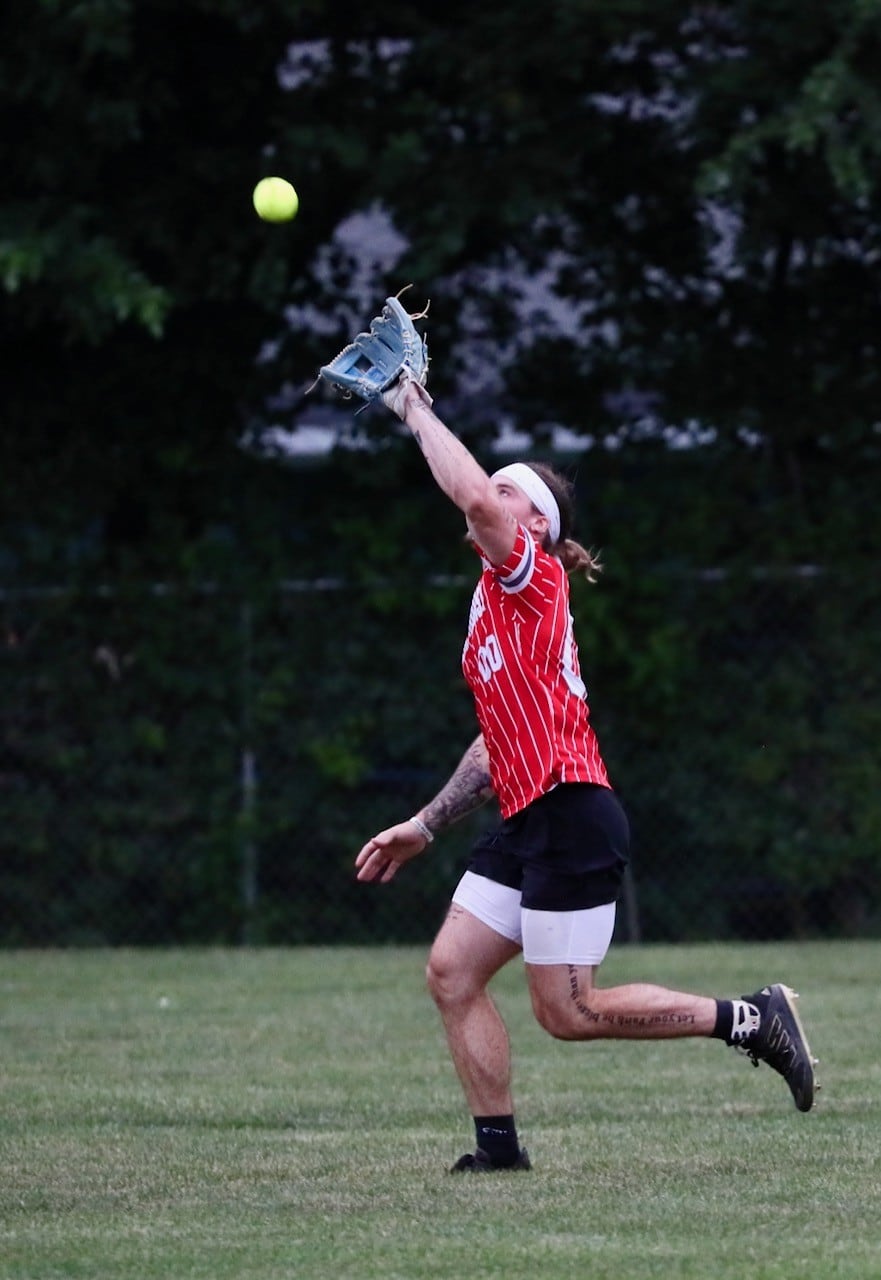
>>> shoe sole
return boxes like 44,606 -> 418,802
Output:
449,1148 -> 532,1173
767,984 -> 819,1112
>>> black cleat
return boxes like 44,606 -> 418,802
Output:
450,1147 -> 532,1173
737,983 -> 818,1112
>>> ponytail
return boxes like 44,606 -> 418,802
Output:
524,462 -> 602,583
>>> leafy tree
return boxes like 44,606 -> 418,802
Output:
2,2 -> 880,943
3,2 -> 880,580
1,0 -> 327,576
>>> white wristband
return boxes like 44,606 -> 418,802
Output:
408,815 -> 434,844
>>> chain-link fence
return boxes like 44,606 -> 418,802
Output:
2,564 -> 879,947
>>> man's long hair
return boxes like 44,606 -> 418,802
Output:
527,462 -> 602,582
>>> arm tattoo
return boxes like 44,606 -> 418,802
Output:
422,736 -> 494,834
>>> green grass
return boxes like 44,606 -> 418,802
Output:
2,941 -> 879,1279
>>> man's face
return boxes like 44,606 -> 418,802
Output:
492,477 -> 549,542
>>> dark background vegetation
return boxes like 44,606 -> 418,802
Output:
2,1 -> 879,945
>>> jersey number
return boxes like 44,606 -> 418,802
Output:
477,633 -> 503,682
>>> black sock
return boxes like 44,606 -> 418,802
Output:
713,997 -> 763,1045
474,1114 -> 520,1167
712,1000 -> 734,1041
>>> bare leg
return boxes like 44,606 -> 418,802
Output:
527,962 -> 718,1041
426,903 -> 522,1114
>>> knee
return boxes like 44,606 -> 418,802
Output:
529,987 -> 599,1041
426,945 -> 476,1012
425,948 -> 458,1010
531,994 -> 576,1040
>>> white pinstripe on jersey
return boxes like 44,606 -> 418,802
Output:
462,525 -> 610,817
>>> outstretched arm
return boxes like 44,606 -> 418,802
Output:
387,381 -> 518,566
355,735 -> 495,884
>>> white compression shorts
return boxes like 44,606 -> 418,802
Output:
451,870 -> 616,966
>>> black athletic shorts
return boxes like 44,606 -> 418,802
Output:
466,782 -> 630,911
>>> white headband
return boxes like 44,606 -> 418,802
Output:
492,463 -> 561,545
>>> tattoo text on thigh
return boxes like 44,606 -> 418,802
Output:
567,965 -> 600,1023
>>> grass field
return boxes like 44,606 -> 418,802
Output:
2,941 -> 880,1279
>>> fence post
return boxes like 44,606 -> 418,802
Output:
619,865 -> 641,944
240,600 -> 258,944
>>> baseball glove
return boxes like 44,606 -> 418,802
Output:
317,292 -> 430,408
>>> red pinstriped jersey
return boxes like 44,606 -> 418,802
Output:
462,525 -> 610,818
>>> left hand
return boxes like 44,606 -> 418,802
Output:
381,372 -> 433,419
355,822 -> 429,884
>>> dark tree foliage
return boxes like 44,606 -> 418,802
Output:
2,2 -> 880,571
1,2 -> 879,943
